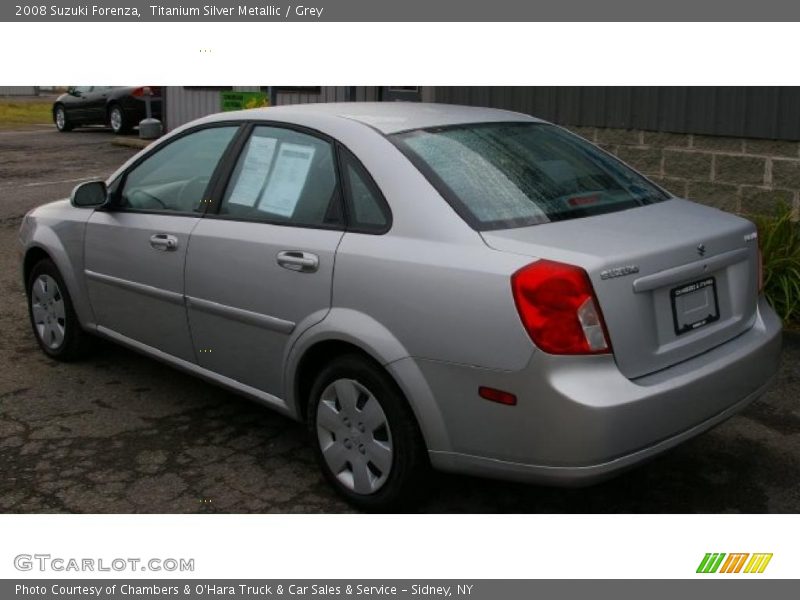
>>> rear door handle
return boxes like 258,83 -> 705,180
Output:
277,251 -> 319,273
149,233 -> 178,251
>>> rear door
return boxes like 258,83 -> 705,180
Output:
84,124 -> 239,361
184,124 -> 345,397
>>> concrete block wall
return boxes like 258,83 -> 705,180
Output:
566,126 -> 800,218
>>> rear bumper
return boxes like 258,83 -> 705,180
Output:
429,374 -> 775,485
407,296 -> 782,485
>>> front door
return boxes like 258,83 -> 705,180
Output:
84,124 -> 239,361
66,86 -> 92,123
185,124 -> 345,397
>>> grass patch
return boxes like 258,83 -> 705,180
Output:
752,204 -> 800,329
0,99 -> 53,128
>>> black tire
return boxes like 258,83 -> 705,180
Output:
27,259 -> 93,361
108,104 -> 131,135
307,353 -> 429,511
53,104 -> 72,132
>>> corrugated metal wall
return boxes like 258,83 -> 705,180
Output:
430,87 -> 800,141
164,86 -> 265,130
274,89 -> 324,105
0,86 -> 38,96
275,86 -> 380,104
165,86 -> 382,130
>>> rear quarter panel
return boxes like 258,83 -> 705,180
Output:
332,234 -> 535,371
319,119 -> 537,370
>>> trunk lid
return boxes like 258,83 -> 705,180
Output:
482,199 -> 760,379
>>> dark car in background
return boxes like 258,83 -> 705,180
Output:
53,86 -> 162,135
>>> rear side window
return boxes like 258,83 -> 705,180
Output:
392,122 -> 669,231
339,147 -> 391,233
220,126 -> 342,227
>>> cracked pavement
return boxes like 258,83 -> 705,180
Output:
1,126 -> 799,513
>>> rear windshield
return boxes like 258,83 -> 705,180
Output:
392,122 -> 670,231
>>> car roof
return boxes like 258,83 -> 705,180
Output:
207,102 -> 542,135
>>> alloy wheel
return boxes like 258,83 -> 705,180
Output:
55,107 -> 65,130
110,107 -> 122,133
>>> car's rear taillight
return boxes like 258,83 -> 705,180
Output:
131,86 -> 158,97
511,259 -> 611,355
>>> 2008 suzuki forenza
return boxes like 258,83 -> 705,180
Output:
19,103 -> 782,509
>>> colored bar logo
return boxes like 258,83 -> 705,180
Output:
697,553 -> 773,574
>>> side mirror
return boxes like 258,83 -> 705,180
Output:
70,180 -> 107,208
68,87 -> 79,96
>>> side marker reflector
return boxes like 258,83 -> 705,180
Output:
479,386 -> 517,406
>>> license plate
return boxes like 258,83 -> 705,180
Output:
670,277 -> 720,335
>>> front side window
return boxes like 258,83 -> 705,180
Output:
393,122 -> 669,231
119,126 -> 237,213
220,126 -> 341,227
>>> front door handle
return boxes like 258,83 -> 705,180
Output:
277,250 -> 319,273
149,233 -> 178,251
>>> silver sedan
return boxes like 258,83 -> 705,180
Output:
18,103 -> 782,509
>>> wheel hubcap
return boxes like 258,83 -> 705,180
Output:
55,108 -> 65,129
110,109 -> 122,131
316,378 -> 393,495
31,275 -> 66,350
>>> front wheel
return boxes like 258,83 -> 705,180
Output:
308,354 -> 428,510
54,105 -> 72,132
27,259 -> 93,361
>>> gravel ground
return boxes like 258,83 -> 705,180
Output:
1,127 -> 799,513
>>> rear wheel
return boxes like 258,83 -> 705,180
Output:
307,354 -> 428,510
27,259 -> 92,361
108,104 -> 130,134
54,105 -> 72,132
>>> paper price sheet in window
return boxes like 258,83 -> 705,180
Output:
227,136 -> 316,219
227,135 -> 277,208
259,143 -> 317,217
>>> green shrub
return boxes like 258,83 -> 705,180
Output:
752,204 -> 800,326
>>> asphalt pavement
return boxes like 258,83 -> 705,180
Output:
1,126 -> 799,513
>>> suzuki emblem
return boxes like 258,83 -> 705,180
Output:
697,243 -> 706,257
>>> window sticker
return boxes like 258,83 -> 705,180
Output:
257,143 -> 316,217
227,136 -> 278,207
